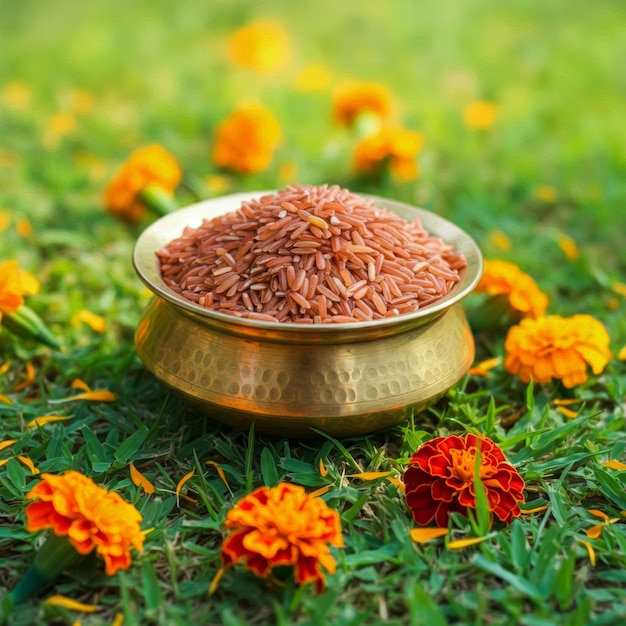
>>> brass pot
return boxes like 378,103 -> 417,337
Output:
133,192 -> 483,437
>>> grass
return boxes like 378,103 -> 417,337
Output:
1,0 -> 625,624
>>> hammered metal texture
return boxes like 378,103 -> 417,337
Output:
135,298 -> 475,437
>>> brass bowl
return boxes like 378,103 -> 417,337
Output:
133,192 -> 483,437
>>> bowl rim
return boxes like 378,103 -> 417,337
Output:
133,190 -> 483,336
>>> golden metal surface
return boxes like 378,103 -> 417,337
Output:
133,192 -> 483,437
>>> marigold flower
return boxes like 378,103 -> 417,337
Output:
217,483 -> 343,592
354,128 -> 424,181
332,81 -> 393,127
0,260 -> 40,323
212,104 -> 282,174
25,470 -> 144,575
227,20 -> 290,74
463,100 -> 496,130
404,434 -> 525,527
475,259 -> 548,319
293,63 -> 332,92
504,314 -> 612,388
104,145 -> 181,222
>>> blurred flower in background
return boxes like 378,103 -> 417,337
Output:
212,104 -> 282,174
354,127 -> 424,181
293,63 -> 332,92
104,145 -> 182,222
463,100 -> 496,130
504,314 -> 612,387
332,81 -> 394,127
227,20 -> 291,75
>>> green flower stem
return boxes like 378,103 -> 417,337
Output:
1,305 -> 62,350
9,534 -> 81,603
139,184 -> 180,216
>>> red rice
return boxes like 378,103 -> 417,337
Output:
157,184 -> 467,323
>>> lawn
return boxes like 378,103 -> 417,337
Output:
1,0 -> 625,624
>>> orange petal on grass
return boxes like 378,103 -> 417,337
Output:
586,524 -> 604,539
0,394 -> 12,405
468,357 -> 501,377
349,471 -> 393,481
13,361 -> 36,392
576,539 -> 597,567
552,398 -> 581,406
520,504 -> 550,514
0,439 -> 16,452
43,595 -> 100,613
130,462 -> 155,494
0,361 -> 10,376
386,476 -> 405,492
309,485 -> 331,498
410,527 -> 448,543
25,415 -> 70,429
618,346 -> 626,361
318,458 -> 328,477
588,509 -> 609,521
0,459 -> 10,467
556,406 -> 579,419
72,309 -> 106,332
206,460 -> 230,488
208,566 -> 226,596
447,536 -> 489,550
72,378 -> 91,392
111,613 -> 125,626
17,455 -> 39,474
602,460 -> 626,471
176,469 -> 195,501
68,390 -> 118,402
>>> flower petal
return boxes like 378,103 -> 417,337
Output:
447,536 -> 488,550
576,539 -> 596,567
129,463 -> 155,494
43,595 -> 100,613
409,527 -> 448,543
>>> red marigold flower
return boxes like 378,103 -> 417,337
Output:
25,470 -> 144,575
104,144 -> 181,222
475,259 -> 548,319
404,434 -> 525,527
218,483 -> 343,592
504,314 -> 612,388
212,104 -> 282,174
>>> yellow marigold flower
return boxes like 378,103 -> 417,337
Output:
476,259 -> 548,319
0,260 -> 40,323
43,112 -> 76,149
2,82 -> 31,110
332,81 -> 393,127
212,104 -> 282,174
463,100 -> 496,130
25,470 -> 144,576
504,314 -> 612,388
489,230 -> 512,251
216,483 -> 343,593
227,20 -> 290,74
293,63 -> 332,92
354,127 -> 424,181
104,145 -> 182,222
0,210 -> 10,233
533,185 -> 558,202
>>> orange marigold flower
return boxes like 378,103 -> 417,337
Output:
354,128 -> 424,181
404,434 -> 525,527
0,260 -> 40,323
25,470 -> 144,575
104,145 -> 181,222
504,314 -> 612,388
212,104 -> 282,174
476,259 -> 548,319
463,100 -> 496,130
227,20 -> 290,74
332,81 -> 393,127
219,483 -> 343,592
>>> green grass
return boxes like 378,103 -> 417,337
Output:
1,0 -> 625,624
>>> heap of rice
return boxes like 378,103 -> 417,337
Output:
157,184 -> 466,323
